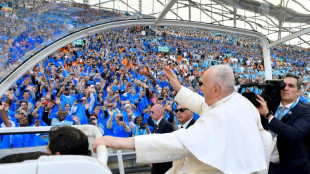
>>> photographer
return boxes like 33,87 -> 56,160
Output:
135,89 -> 149,116
56,85 -> 75,110
70,97 -> 89,125
164,102 -> 178,130
132,116 -> 150,136
257,73 -> 310,174
121,102 -> 137,131
87,113 -> 104,135
107,112 -> 131,137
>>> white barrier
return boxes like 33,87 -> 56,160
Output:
0,125 -> 112,174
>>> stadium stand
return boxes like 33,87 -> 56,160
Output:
0,0 -> 310,173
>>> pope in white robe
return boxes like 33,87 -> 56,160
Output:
93,65 -> 272,174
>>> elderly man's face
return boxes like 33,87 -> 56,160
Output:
176,105 -> 192,125
200,71 -> 215,106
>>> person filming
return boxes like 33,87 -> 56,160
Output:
256,73 -> 310,174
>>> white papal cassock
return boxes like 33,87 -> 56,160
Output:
135,86 -> 272,174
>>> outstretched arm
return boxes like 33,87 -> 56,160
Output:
92,136 -> 135,152
164,66 -> 181,92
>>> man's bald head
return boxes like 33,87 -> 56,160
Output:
150,104 -> 164,121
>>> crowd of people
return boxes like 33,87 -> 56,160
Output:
0,21 -> 310,148
0,1 -> 125,81
0,0 -> 308,147
0,0 -> 309,84
0,1 -> 309,173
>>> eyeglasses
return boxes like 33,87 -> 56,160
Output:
175,108 -> 189,113
107,105 -> 113,108
150,111 -> 155,114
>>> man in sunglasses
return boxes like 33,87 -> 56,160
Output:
175,104 -> 195,129
93,65 -> 270,174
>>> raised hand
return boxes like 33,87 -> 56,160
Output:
164,66 -> 181,92
55,97 -> 61,105
35,101 -> 42,108
72,115 -> 80,125
34,119 -> 41,127
256,95 -> 269,116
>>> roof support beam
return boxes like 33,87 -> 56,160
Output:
116,0 -> 141,15
0,19 -> 271,96
92,0 -> 114,7
268,27 -> 310,48
189,0 -> 191,21
155,0 -> 178,24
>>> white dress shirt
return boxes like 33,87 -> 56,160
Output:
269,101 -> 295,164
180,118 -> 193,129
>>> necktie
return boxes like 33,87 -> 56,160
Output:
278,106 -> 287,120
271,106 -> 287,138
153,124 -> 158,133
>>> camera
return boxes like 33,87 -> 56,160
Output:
88,117 -> 96,125
76,99 -> 83,103
238,80 -> 286,113
139,123 -> 145,129
119,117 -> 123,121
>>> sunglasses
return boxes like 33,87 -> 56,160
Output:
107,105 -> 113,108
175,108 -> 189,113
150,111 -> 155,114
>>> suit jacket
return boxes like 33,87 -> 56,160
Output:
152,117 -> 174,174
185,118 -> 195,129
263,102 -> 310,174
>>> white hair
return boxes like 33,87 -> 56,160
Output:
212,65 -> 235,94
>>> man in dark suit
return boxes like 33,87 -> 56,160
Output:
257,73 -> 310,174
148,104 -> 174,174
175,104 -> 195,129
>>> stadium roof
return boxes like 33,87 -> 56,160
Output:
61,0 -> 310,48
